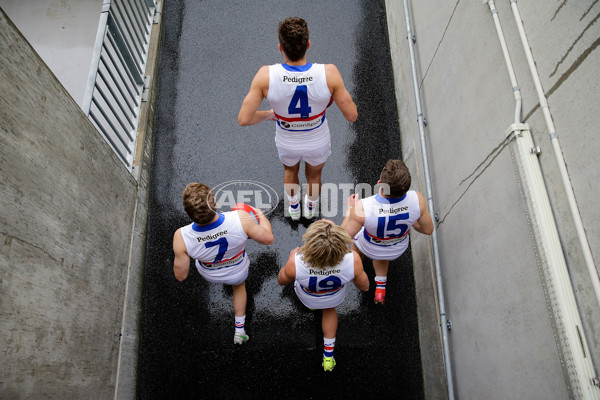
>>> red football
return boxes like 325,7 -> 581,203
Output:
232,203 -> 259,223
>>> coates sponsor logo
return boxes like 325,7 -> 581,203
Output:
210,180 -> 279,218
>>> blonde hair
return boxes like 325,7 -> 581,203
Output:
299,220 -> 352,269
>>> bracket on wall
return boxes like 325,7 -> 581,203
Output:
141,76 -> 151,102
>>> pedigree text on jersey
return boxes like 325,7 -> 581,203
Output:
282,75 -> 313,84
196,230 -> 228,242
309,268 -> 341,276
378,206 -> 409,214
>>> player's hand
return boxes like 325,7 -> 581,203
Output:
266,109 -> 276,121
249,205 -> 263,220
320,218 -> 335,226
347,194 -> 359,208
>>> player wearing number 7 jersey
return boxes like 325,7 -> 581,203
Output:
172,183 -> 274,345
278,220 -> 369,371
342,160 -> 434,305
238,17 -> 357,221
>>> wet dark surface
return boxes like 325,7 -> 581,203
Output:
138,1 -> 423,399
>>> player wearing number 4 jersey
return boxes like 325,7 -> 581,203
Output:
278,220 -> 369,371
238,17 -> 357,221
342,160 -> 434,305
173,183 -> 274,345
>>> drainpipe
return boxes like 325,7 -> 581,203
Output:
509,0 -> 600,311
402,1 -> 455,399
486,1 -> 600,397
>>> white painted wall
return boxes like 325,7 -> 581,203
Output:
386,0 -> 600,398
0,0 -> 101,106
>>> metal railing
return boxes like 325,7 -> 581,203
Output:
83,0 -> 157,170
402,1 -> 455,398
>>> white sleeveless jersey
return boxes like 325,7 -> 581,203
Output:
267,63 -> 331,149
293,252 -> 355,309
180,212 -> 249,284
353,192 -> 421,260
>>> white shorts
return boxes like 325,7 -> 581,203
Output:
194,258 -> 249,286
293,281 -> 347,309
276,140 -> 331,167
353,227 -> 408,261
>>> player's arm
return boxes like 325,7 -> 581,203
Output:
277,248 -> 298,286
240,207 -> 274,245
325,64 -> 357,123
351,250 -> 369,292
341,194 -> 365,238
412,191 -> 434,235
173,228 -> 191,281
238,66 -> 275,126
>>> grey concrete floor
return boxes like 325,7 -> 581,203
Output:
138,1 -> 423,399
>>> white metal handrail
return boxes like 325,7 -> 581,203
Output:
83,0 -> 157,170
401,1 -> 455,398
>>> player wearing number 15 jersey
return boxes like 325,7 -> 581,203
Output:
238,17 -> 357,221
173,183 -> 274,345
278,220 -> 369,371
342,160 -> 434,305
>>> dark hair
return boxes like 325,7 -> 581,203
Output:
182,183 -> 217,225
278,17 -> 309,61
380,160 -> 411,198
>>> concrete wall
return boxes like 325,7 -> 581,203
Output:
0,9 -> 142,399
385,0 -> 600,399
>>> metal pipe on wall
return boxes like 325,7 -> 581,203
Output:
486,1 -> 599,397
401,1 -> 455,398
508,0 -> 600,311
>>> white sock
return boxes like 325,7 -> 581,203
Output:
235,315 -> 246,333
375,276 -> 387,290
288,194 -> 299,208
323,336 -> 336,358
305,195 -> 318,209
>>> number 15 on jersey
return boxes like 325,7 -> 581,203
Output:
377,213 -> 409,238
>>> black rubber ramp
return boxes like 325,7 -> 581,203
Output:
138,1 -> 424,399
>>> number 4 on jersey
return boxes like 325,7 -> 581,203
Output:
288,85 -> 312,119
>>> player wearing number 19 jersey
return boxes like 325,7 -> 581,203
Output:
239,17 -> 357,221
278,220 -> 369,371
173,183 -> 274,345
342,160 -> 434,305
293,251 -> 355,310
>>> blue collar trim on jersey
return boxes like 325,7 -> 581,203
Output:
192,213 -> 225,232
282,63 -> 312,72
376,193 -> 407,204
